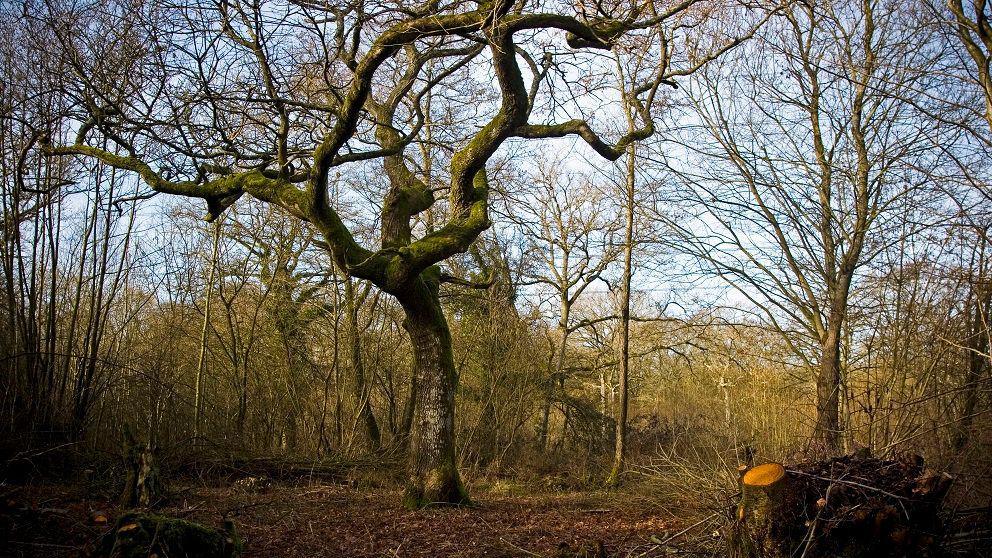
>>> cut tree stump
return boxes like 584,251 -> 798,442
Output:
730,453 -> 953,558
734,463 -> 790,557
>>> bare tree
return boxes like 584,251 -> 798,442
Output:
655,0 -> 939,454
945,0 -> 992,135
506,162 -> 621,450
32,0 -> 765,506
193,218 -> 221,441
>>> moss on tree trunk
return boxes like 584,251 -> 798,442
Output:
399,272 -> 470,509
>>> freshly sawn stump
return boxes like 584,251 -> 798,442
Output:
730,453 -> 953,558
734,463 -> 790,557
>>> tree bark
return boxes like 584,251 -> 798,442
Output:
399,370 -> 417,445
813,287 -> 850,457
813,322 -> 842,456
345,275 -> 381,450
399,272 -> 470,509
606,143 -> 635,488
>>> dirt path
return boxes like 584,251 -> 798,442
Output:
2,483 -> 681,557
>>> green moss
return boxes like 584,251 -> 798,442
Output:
402,472 -> 472,510
401,414 -> 472,510
93,512 -> 242,558
604,467 -> 621,489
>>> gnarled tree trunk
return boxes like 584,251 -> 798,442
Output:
121,434 -> 163,508
399,273 -> 469,509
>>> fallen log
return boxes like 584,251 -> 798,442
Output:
730,452 -> 953,558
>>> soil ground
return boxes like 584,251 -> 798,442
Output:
1,482 -> 686,557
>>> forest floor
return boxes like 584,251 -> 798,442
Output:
1,480 -> 693,557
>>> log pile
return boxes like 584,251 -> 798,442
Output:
731,452 -> 953,558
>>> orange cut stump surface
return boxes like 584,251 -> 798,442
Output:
742,463 -> 786,487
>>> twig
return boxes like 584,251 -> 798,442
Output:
649,512 -> 719,546
786,470 -> 907,501
499,537 -> 543,557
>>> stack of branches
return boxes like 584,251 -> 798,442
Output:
731,452 -> 954,558
942,506 -> 992,557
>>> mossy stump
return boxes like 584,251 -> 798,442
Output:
120,435 -> 163,508
92,511 -> 242,558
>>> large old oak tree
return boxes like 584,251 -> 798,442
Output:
38,0 -> 762,507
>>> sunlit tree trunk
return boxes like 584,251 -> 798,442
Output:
399,271 -> 469,509
345,274 -> 381,450
607,143 -> 635,487
193,218 -> 221,441
814,309 -> 845,454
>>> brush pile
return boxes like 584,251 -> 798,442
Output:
731,451 -> 953,558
